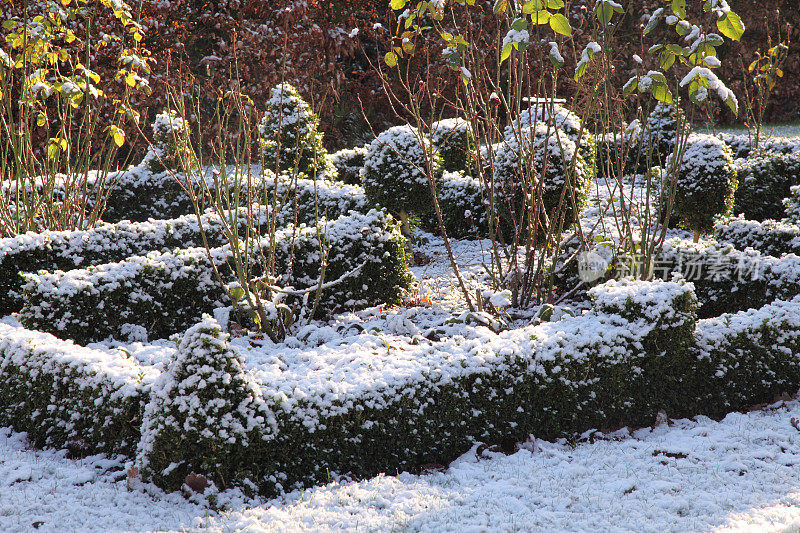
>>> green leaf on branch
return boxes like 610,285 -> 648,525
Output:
390,0 -> 407,10
716,11 -> 744,41
500,42 -> 514,63
671,0 -> 686,18
385,51 -> 398,67
532,10 -> 551,24
549,13 -> 571,36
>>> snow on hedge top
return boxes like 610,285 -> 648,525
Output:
588,277 -> 695,323
362,124 -> 432,186
0,321 -> 156,395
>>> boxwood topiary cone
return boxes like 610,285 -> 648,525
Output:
669,133 -> 737,241
361,124 -> 442,235
735,150 -> 800,221
137,315 -> 276,495
142,110 -> 197,173
259,83 -> 335,178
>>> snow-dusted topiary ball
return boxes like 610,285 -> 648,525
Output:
259,83 -> 334,177
137,315 -> 276,494
143,110 -> 196,172
329,145 -> 368,184
643,103 -> 691,163
431,118 -> 476,173
434,170 -> 487,237
735,150 -> 800,221
505,104 -> 597,178
669,133 -> 737,237
493,121 -> 592,228
361,124 -> 441,229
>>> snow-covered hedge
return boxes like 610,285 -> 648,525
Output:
714,217 -> 800,257
643,103 -> 689,164
329,146 -> 368,184
431,118 -> 476,173
0,212 -> 232,317
18,210 -> 413,344
494,121 -> 592,228
361,125 -> 441,220
0,322 -> 154,456
259,83 -> 334,177
693,298 -> 800,416
734,150 -> 800,221
0,177 -> 368,317
718,132 -> 800,160
669,133 -> 737,234
135,280 -> 699,496
506,104 -> 597,178
553,236 -> 800,318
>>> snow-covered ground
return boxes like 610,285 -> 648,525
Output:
2,398 -> 800,532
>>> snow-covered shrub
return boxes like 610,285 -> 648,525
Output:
734,150 -> 800,221
643,103 -> 690,163
493,122 -> 592,228
506,104 -> 597,178
361,125 -> 442,228
142,110 -> 196,173
717,133 -> 800,161
784,185 -> 800,223
0,322 -> 153,455
431,118 -> 476,173
693,298 -> 800,416
669,133 -> 737,236
102,165 -> 193,222
596,121 -> 644,175
428,170 -> 487,238
329,146 -> 368,184
717,132 -> 751,159
714,217 -> 800,257
18,210 -> 413,343
259,83 -> 334,177
138,315 -> 276,493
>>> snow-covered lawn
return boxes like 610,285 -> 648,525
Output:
2,398 -> 800,532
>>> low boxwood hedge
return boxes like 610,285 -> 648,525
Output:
714,217 -> 800,257
137,279 -> 697,495
552,235 -> 800,318
18,210 -> 413,344
0,322 -> 154,456
734,149 -> 800,222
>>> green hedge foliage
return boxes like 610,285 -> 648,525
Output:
18,210 -> 413,344
0,322 -> 153,456
431,118 -> 476,173
494,122 -> 592,229
734,150 -> 800,221
669,133 -> 737,235
258,83 -> 335,178
361,125 -> 442,219
329,146 -> 368,184
714,217 -> 800,257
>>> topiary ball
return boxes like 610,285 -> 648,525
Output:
506,104 -> 597,179
644,103 -> 691,164
734,150 -> 800,221
143,110 -> 196,172
259,83 -> 335,178
361,124 -> 441,222
430,118 -> 476,173
493,121 -> 592,230
669,133 -> 737,235
329,145 -> 368,185
428,170 -> 487,238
